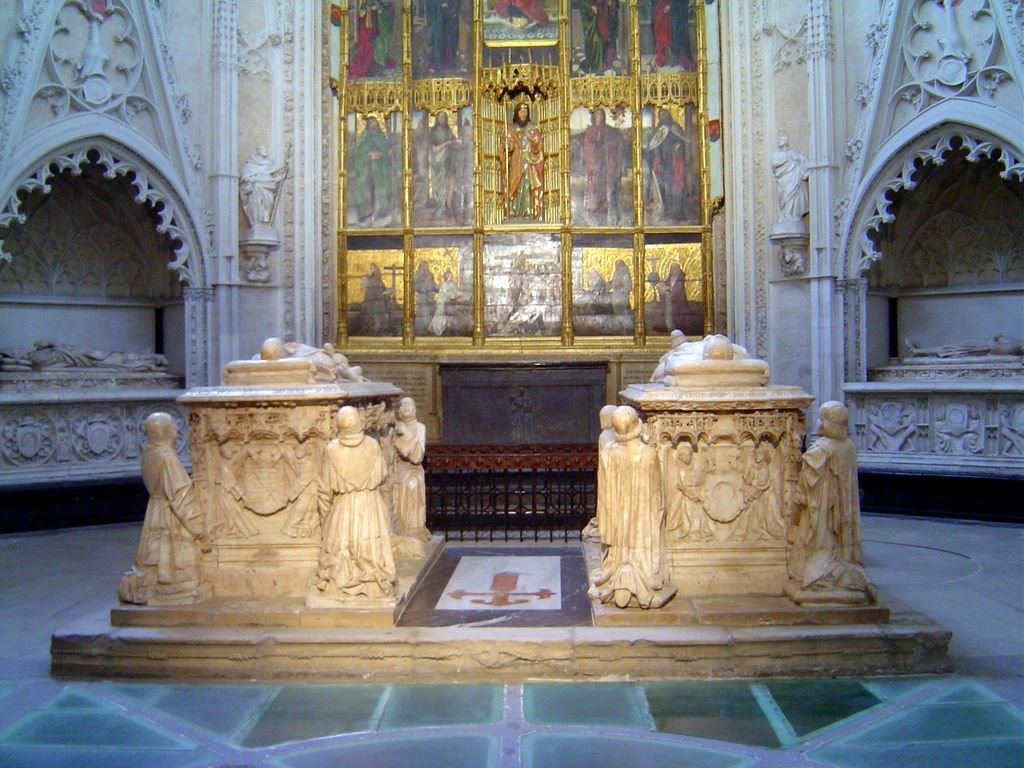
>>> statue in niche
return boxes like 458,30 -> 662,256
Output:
589,405 -> 677,609
239,146 -> 288,231
210,441 -> 258,539
500,102 -> 545,220
788,401 -> 876,604
0,340 -> 168,372
581,107 -> 625,225
258,337 -> 365,383
582,403 -> 619,542
770,133 -> 809,226
392,397 -> 431,542
311,406 -> 396,600
118,413 -> 211,605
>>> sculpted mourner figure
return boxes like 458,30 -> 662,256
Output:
392,397 -> 431,542
118,413 -> 211,605
789,401 -> 877,603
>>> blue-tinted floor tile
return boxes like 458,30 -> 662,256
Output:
522,733 -> 754,768
524,683 -> 651,729
928,681 -> 1006,704
644,681 -> 781,748
860,676 -> 943,701
273,733 -> 500,768
143,684 -> 275,740
379,684 -> 503,729
765,679 -> 881,737
0,711 -> 195,749
843,700 -> 1024,743
0,746 -> 221,768
810,739 -> 1024,768
240,685 -> 385,748
44,688 -> 125,711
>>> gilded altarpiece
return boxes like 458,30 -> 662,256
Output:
331,1 -> 721,348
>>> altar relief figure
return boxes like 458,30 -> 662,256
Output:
788,402 -> 877,605
589,405 -> 677,609
118,413 -> 211,605
311,406 -> 396,602
392,397 -> 431,542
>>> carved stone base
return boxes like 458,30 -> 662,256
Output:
665,541 -> 790,596
784,580 -> 877,607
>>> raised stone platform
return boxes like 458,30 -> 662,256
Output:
51,543 -> 948,683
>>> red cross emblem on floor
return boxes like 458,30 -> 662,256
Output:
448,571 -> 556,607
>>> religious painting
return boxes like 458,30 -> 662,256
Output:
484,234 -> 561,337
494,98 -> 560,225
639,0 -> 696,72
641,103 -> 701,226
346,112 -> 402,229
345,242 -> 403,336
411,107 -> 474,227
412,236 -> 474,338
483,0 -> 559,45
570,0 -> 627,76
572,239 -> 634,336
412,0 -> 471,77
643,241 -> 704,335
347,0 -> 400,81
569,105 -> 633,226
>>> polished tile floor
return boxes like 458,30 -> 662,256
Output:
0,515 -> 1021,767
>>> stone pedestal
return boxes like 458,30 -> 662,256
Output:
621,379 -> 814,599
178,380 -> 402,601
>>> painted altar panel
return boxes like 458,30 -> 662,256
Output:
484,234 -> 561,337
642,103 -> 701,226
639,0 -> 697,72
644,241 -> 703,336
411,107 -> 474,227
348,0 -> 401,81
412,0 -> 472,78
483,0 -> 559,45
570,0 -> 627,76
346,243 -> 404,337
572,240 -> 634,337
569,105 -> 633,227
346,112 -> 403,229
413,236 -> 474,338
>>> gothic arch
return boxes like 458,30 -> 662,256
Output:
0,120 -> 214,383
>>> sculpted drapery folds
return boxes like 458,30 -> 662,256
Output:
118,413 -> 210,605
392,397 -> 431,542
500,102 -> 545,220
589,405 -> 677,609
314,406 -> 396,599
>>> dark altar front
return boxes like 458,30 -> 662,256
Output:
439,363 -> 608,445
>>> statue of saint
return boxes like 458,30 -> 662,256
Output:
788,401 -> 876,603
771,133 -> 809,225
118,413 -> 211,605
312,406 -> 396,600
500,102 -> 545,220
392,397 -> 431,542
589,405 -> 677,609
239,146 -> 288,230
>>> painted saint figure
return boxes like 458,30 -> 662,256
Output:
581,0 -> 619,73
429,269 -> 459,336
312,406 -> 396,600
644,108 -> 690,223
426,0 -> 461,73
589,405 -> 677,609
493,0 -> 550,27
788,402 -> 876,603
118,413 -> 211,605
650,0 -> 694,70
429,111 -> 460,218
351,117 -> 394,226
500,102 -> 545,220
392,397 -> 431,542
349,0 -> 396,78
581,108 -> 624,225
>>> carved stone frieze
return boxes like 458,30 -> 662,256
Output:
0,395 -> 188,485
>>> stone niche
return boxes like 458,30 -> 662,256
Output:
620,343 -> 814,598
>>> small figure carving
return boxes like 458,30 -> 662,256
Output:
771,133 -> 809,224
582,404 -> 618,542
392,397 -> 431,542
240,146 -> 288,230
788,402 -> 876,604
311,406 -> 396,600
118,413 -> 211,605
210,441 -> 258,538
258,337 -> 365,383
589,405 -> 677,609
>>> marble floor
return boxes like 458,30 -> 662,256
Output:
0,515 -> 1021,767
